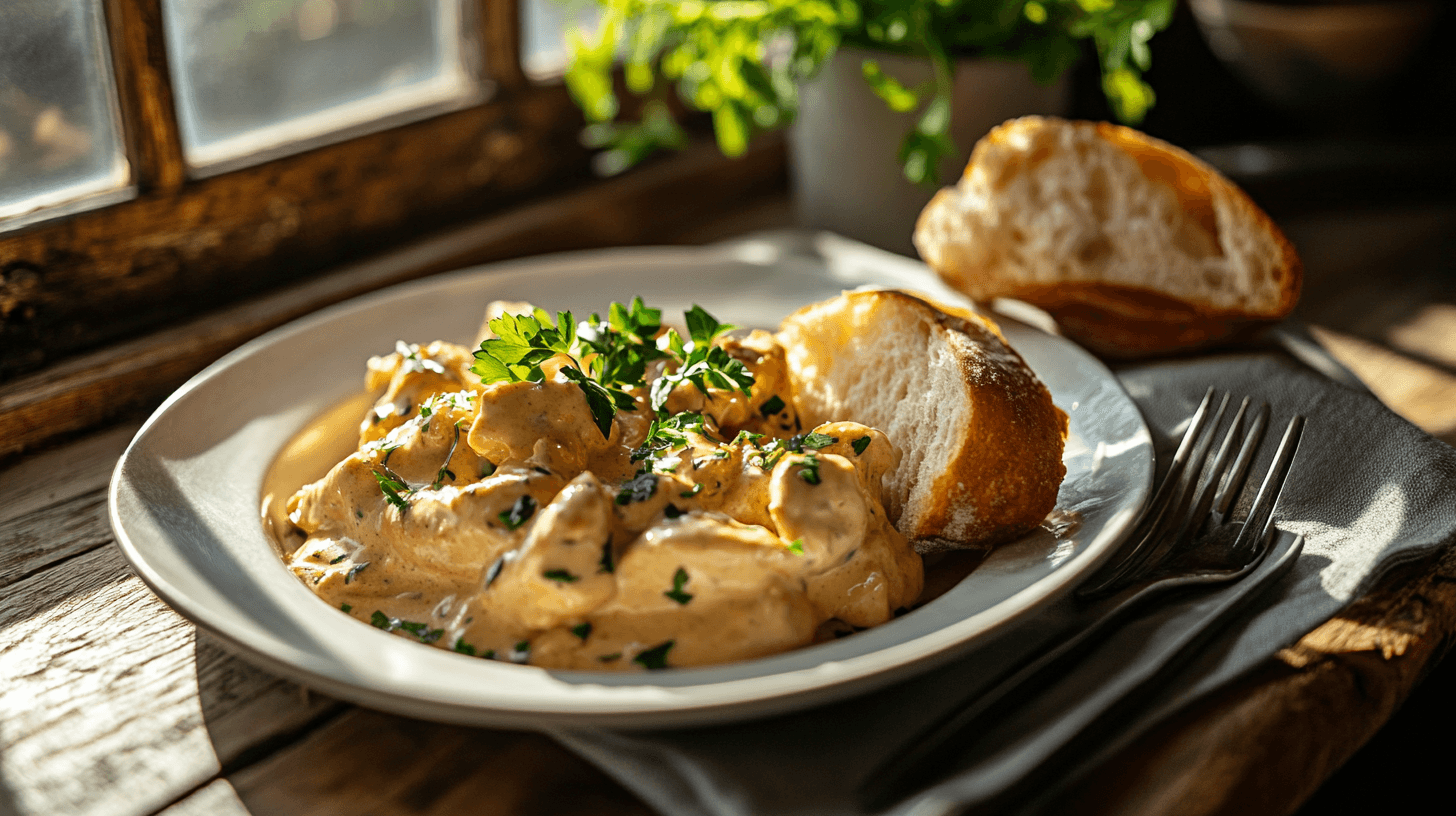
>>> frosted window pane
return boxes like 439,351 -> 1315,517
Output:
163,0 -> 481,172
522,0 -> 600,80
0,0 -> 130,226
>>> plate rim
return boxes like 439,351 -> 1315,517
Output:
108,239 -> 1152,729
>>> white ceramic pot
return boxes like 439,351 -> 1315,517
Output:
790,46 -> 1069,257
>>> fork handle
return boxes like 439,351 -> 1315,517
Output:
857,532 -> 1304,813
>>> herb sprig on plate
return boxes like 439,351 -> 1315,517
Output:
470,300 -> 755,438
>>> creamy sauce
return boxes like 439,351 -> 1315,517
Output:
266,327 -> 925,671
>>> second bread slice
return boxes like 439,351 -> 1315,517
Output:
776,290 -> 1067,552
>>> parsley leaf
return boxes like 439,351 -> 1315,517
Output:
759,394 -> 786,417
599,537 -> 615,574
499,494 -> 537,530
799,432 -> 837,450
788,539 -> 804,555
454,638 -> 477,656
372,467 -> 412,511
852,435 -> 872,456
616,472 -> 658,505
430,424 -> 462,489
797,452 -> 823,485
664,567 -> 694,605
543,569 -> 580,583
572,622 -> 593,641
634,640 -> 675,670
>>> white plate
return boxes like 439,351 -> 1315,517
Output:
110,233 -> 1152,729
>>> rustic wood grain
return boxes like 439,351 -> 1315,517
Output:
1055,544 -> 1456,816
0,136 -> 787,461
103,0 -> 186,192
482,0 -> 527,90
0,546 -> 340,816
0,79 -> 590,380
159,709 -> 654,816
0,422 -> 136,588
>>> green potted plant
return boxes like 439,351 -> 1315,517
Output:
564,0 -> 1175,253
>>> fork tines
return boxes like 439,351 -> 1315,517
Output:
1079,388 -> 1303,599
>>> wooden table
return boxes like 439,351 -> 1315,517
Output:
2,199 -> 1453,816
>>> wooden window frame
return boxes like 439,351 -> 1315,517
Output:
0,0 -> 788,460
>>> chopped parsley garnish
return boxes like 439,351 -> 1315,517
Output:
799,432 -> 837,450
797,452 -> 823,485
572,622 -> 593,641
680,483 -> 703,498
499,494 -> 537,530
398,621 -> 444,644
759,394 -> 786,417
664,567 -> 694,605
543,569 -> 580,583
396,340 -> 447,376
664,504 -> 685,519
510,640 -> 531,663
788,539 -> 804,555
634,640 -> 675,670
632,412 -> 710,472
367,611 -> 442,643
733,430 -> 765,447
340,603 -> 353,613
599,537 -> 614,573
328,553 -> 347,565
649,305 -> 754,415
650,343 -> 755,415
480,461 -> 497,479
430,424 -> 462,489
453,638 -> 476,656
482,649 -> 497,660
484,554 -> 506,587
598,652 -> 622,662
471,301 -> 754,437
616,472 -> 658,505
471,305 -> 650,439
344,562 -> 370,584
852,435 -> 872,456
372,467 -> 412,511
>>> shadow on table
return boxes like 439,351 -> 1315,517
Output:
190,641 -> 654,815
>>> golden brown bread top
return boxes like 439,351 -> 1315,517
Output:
777,289 -> 1067,551
914,116 -> 1302,358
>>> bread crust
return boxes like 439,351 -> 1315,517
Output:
914,117 -> 1303,358
778,290 -> 1067,551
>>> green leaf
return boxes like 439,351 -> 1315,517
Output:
634,639 -> 675,670
543,569 -> 580,584
372,468 -> 412,511
712,103 -> 750,157
499,494 -> 538,531
852,435 -> 872,455
617,472 -> 659,505
861,59 -> 919,112
666,568 -> 695,606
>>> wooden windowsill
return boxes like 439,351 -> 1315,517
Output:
0,135 -> 790,462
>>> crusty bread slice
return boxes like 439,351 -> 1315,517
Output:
776,290 -> 1067,552
913,116 -> 1301,358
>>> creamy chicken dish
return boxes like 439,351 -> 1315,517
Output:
277,300 -> 923,671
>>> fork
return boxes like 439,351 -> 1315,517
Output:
858,389 -> 1306,810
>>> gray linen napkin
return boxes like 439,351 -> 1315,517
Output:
551,345 -> 1456,816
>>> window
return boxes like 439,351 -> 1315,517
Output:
162,0 -> 486,175
0,0 -> 783,427
0,0 -> 131,229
